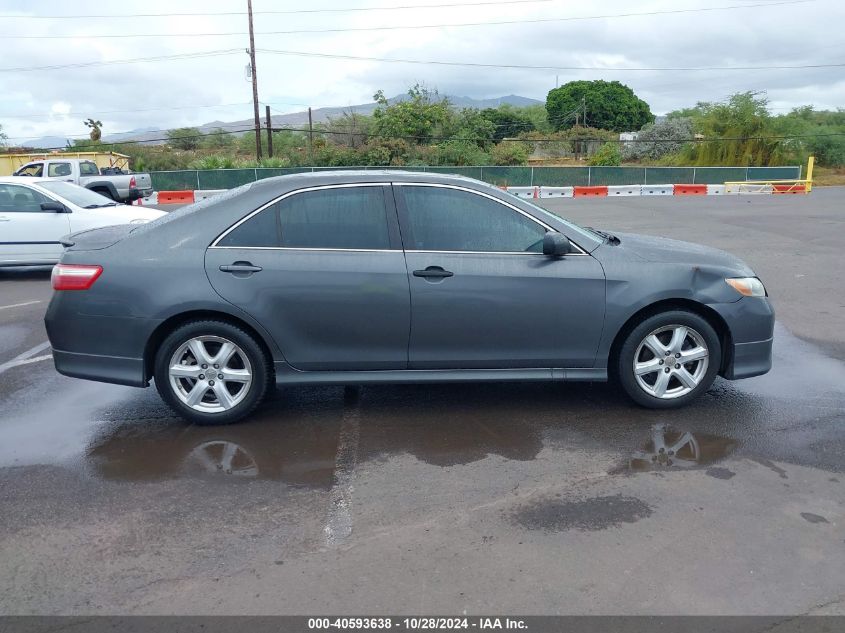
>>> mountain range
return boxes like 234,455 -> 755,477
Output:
19,94 -> 543,149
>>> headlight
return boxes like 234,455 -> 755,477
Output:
129,218 -> 150,224
725,277 -> 766,297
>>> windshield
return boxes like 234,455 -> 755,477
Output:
37,181 -> 118,208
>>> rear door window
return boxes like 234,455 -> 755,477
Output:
216,186 -> 392,250
79,162 -> 100,176
48,162 -> 73,177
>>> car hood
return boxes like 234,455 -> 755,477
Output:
612,231 -> 755,276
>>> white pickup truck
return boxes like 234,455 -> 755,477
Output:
13,158 -> 153,204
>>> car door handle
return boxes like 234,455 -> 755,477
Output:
413,266 -> 454,279
219,262 -> 263,273
0,217 -> 9,222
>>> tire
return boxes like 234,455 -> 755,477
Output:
94,188 -> 114,201
154,320 -> 270,425
617,310 -> 721,409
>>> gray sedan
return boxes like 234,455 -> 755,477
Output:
45,171 -> 774,425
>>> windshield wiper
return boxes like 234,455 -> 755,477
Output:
83,202 -> 119,208
586,227 -> 621,245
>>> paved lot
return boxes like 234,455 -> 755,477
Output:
0,190 -> 843,616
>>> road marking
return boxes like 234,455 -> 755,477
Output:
0,300 -> 42,311
0,341 -> 52,375
324,392 -> 361,547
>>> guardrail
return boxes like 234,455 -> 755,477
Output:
148,165 -> 803,192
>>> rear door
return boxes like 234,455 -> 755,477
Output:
205,183 -> 411,371
0,183 -> 70,265
395,183 -> 606,369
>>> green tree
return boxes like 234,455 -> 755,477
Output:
676,92 -> 783,166
450,108 -> 496,148
546,80 -> 653,132
202,127 -> 236,150
371,85 -> 452,144
481,106 -> 535,141
166,127 -> 202,150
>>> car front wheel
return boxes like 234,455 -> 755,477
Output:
154,320 -> 270,425
617,310 -> 721,409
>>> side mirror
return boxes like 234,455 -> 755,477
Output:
543,232 -> 572,256
41,201 -> 70,213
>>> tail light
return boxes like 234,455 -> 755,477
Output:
51,264 -> 103,291
129,175 -> 137,189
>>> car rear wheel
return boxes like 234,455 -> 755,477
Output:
617,310 -> 721,409
154,320 -> 270,425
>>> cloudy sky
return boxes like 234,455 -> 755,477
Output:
1,0 -> 842,145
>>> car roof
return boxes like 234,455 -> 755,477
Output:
244,169 -> 501,193
0,176 -> 53,184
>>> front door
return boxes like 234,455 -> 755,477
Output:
0,183 -> 70,265
395,184 -> 606,369
205,184 -> 410,371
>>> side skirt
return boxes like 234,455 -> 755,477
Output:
274,363 -> 607,386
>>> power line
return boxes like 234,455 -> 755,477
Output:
0,0 -> 554,19
0,101 -> 255,119
258,48 -> 844,72
3,0 -> 815,38
0,49 -> 242,73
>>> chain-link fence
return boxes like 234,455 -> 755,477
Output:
150,165 -> 802,191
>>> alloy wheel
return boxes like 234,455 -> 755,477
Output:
168,335 -> 253,413
633,324 -> 709,399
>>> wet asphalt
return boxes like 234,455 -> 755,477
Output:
0,190 -> 843,615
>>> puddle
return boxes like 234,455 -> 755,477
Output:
613,423 -> 738,474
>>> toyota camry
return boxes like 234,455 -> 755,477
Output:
45,171 -> 774,425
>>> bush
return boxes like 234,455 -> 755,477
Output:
433,140 -> 489,166
489,142 -> 529,165
623,118 -> 693,161
588,142 -> 622,166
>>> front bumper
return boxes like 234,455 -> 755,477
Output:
722,337 -> 773,379
710,296 -> 775,381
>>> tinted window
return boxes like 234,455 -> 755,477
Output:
279,187 -> 390,249
217,205 -> 280,247
217,186 -> 392,250
401,186 -> 546,252
48,162 -> 72,177
0,184 -> 51,212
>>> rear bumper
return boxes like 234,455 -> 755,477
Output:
52,349 -> 147,387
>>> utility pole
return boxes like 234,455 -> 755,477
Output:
582,96 -> 587,128
247,0 -> 261,160
265,105 -> 273,158
307,106 -> 314,165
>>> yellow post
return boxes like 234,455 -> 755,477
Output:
806,155 -> 814,193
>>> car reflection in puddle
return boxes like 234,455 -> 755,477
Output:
85,384 -> 548,484
616,423 -> 738,472
85,412 -> 342,487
